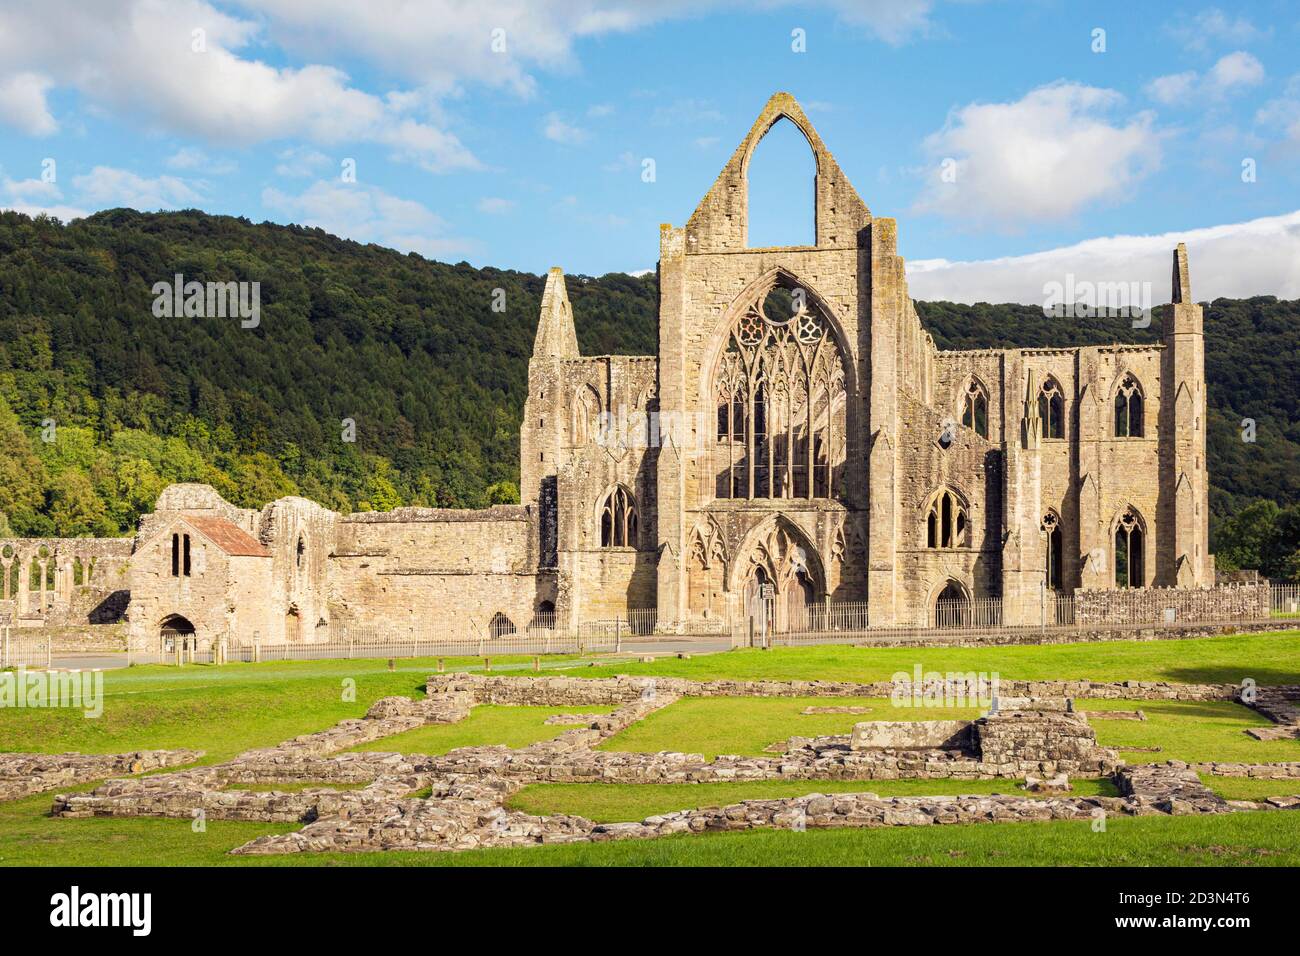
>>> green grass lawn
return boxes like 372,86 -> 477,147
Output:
1081,699 -> 1300,764
598,696 -> 981,757
506,777 -> 1121,822
0,654 -> 585,762
1201,775 -> 1300,801
536,631 -> 1300,686
347,704 -> 616,755
4,633 -> 1300,867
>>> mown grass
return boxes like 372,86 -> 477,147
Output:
347,704 -> 616,756
4,634 -> 1300,867
506,777 -> 1121,822
1201,775 -> 1300,801
535,631 -> 1300,686
598,696 -> 981,758
0,654 -> 585,762
1081,699 -> 1300,764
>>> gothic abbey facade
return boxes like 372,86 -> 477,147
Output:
521,92 -> 1212,633
0,93 -> 1215,646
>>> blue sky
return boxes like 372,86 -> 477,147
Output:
1,1 -> 1298,301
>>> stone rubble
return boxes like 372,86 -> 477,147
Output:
0,750 -> 202,801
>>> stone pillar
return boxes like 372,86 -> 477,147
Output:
654,225 -> 688,630
865,219 -> 900,625
1161,244 -> 1210,586
1001,357 -> 1045,625
1076,349 -> 1107,589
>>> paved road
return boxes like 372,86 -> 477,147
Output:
45,638 -> 734,672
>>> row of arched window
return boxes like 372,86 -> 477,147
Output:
954,374 -> 1146,441
923,495 -> 1147,589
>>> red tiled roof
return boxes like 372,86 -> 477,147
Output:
183,516 -> 271,557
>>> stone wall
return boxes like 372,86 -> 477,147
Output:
1074,584 -> 1270,625
425,673 -> 1242,705
0,537 -> 132,627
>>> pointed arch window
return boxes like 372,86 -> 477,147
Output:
1114,375 -> 1144,438
599,486 -> 638,548
713,275 -> 847,501
1037,377 -> 1065,440
1114,508 -> 1145,588
1042,512 -> 1063,591
925,488 -> 969,549
961,379 -> 989,439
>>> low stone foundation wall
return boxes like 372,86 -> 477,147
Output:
427,673 -> 1241,705
1192,762 -> 1300,779
850,720 -> 971,751
0,749 -> 202,801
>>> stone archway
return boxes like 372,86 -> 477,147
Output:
731,516 -> 824,633
159,614 -> 196,653
932,580 -> 970,629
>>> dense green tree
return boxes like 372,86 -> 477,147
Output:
0,208 -> 1295,569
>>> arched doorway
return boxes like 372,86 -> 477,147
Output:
933,581 -> 970,629
785,567 -> 816,632
159,614 -> 196,654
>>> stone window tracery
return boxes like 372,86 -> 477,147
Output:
1114,374 -> 1144,438
961,378 -> 989,439
713,276 -> 847,500
1114,508 -> 1145,588
925,488 -> 969,550
1042,512 -> 1063,591
1038,377 -> 1065,440
599,486 -> 637,548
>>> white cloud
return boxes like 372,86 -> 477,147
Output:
1145,71 -> 1198,106
1168,9 -> 1268,52
274,146 -> 333,178
0,176 -> 87,220
1208,51 -> 1265,91
476,196 -> 516,214
0,72 -> 57,136
1148,52 -> 1266,110
1257,74 -> 1300,152
905,210 -> 1300,305
71,166 -> 203,210
262,179 -> 476,259
0,0 -> 479,172
587,103 -> 615,118
165,146 -> 237,175
542,111 -> 590,145
914,82 -> 1163,225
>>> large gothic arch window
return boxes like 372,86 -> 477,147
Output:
713,275 -> 847,500
1114,374 -> 1144,438
599,486 -> 637,548
1038,376 -> 1066,440
960,378 -> 989,439
1114,507 -> 1145,588
1042,511 -> 1064,591
925,487 -> 969,550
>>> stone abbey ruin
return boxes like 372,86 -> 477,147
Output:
0,93 -> 1257,652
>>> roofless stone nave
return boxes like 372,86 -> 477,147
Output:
0,93 -> 1216,646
